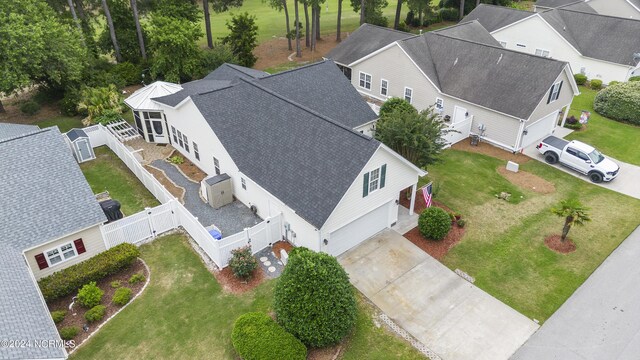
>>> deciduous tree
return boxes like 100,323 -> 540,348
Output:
148,14 -> 203,82
222,12 -> 259,67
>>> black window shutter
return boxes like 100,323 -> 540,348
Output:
557,81 -> 563,99
35,253 -> 48,270
74,239 -> 86,255
380,164 -> 387,189
363,172 -> 369,197
547,85 -> 554,104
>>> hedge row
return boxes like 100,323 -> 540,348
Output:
38,243 -> 140,302
232,312 -> 307,360
593,81 -> 640,125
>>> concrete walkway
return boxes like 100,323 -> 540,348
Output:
339,229 -> 539,360
512,227 -> 640,360
151,159 -> 260,234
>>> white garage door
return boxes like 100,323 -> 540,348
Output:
326,202 -> 391,256
520,112 -> 558,149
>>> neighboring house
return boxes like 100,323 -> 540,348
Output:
326,22 -> 579,152
126,60 -> 425,256
0,124 -> 107,360
463,4 -> 640,83
534,0 -> 640,19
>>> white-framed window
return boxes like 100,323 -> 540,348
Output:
435,97 -> 444,111
368,168 -> 380,193
535,48 -> 550,57
359,72 -> 372,90
213,157 -> 221,175
549,81 -> 562,102
241,177 -> 246,190
193,142 -> 199,160
177,129 -> 183,148
171,126 -> 178,143
516,43 -> 526,48
499,41 -> 507,48
404,87 -> 413,103
380,79 -> 388,96
183,134 -> 189,153
45,242 -> 77,266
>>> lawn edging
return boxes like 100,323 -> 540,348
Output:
67,258 -> 151,355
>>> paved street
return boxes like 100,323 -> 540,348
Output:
339,229 -> 539,360
512,227 -> 640,360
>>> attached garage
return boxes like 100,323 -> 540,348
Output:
326,201 -> 393,256
520,111 -> 559,149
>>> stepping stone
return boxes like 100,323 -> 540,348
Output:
263,261 -> 271,266
259,257 -> 268,262
268,266 -> 276,273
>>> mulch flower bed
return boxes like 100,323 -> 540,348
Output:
545,235 -> 577,254
145,165 -> 185,201
213,266 -> 265,295
169,150 -> 207,183
272,240 -> 294,260
47,258 -> 149,348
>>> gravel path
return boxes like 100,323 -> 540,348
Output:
151,160 -> 261,235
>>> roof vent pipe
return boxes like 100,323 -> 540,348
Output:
419,29 -> 423,35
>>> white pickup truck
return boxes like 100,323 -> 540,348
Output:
535,136 -> 620,183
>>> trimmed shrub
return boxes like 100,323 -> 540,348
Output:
418,207 -> 452,241
608,81 -> 621,86
593,81 -> 640,125
574,73 -> 587,85
590,79 -> 603,90
274,248 -> 357,347
51,310 -> 66,324
110,280 -> 122,288
84,305 -> 106,323
38,243 -> 140,302
456,219 -> 466,228
232,312 -> 307,360
59,327 -> 79,340
20,100 -> 41,115
379,97 -> 417,118
112,287 -> 132,306
77,282 -> 104,308
169,155 -> 184,165
397,21 -> 409,32
229,246 -> 258,280
629,76 -> 640,82
564,115 -> 582,130
128,273 -> 145,284
439,7 -> 459,21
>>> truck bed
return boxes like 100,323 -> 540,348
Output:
541,136 -> 569,150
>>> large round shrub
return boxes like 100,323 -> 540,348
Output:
274,248 -> 357,347
594,81 -> 640,125
77,282 -> 104,308
232,312 -> 307,360
574,73 -> 587,85
379,97 -> 417,118
418,207 -> 452,241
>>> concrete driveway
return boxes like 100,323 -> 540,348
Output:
522,140 -> 640,200
512,227 -> 640,360
339,229 -> 539,360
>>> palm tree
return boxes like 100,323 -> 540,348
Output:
101,0 -> 122,62
336,0 -> 342,41
203,0 -> 213,48
551,199 -> 591,242
130,0 -> 147,59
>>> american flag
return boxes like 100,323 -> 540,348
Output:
421,182 -> 433,208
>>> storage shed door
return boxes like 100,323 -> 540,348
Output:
76,139 -> 94,163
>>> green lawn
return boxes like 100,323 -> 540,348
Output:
564,86 -> 640,166
80,147 -> 159,215
71,234 -> 425,360
34,116 -> 83,133
425,150 -> 640,322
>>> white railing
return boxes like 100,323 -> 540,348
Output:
88,124 -> 283,268
443,115 -> 474,148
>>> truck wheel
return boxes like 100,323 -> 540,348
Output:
589,172 -> 603,183
544,152 -> 558,164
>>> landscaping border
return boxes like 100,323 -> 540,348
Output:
67,258 -> 151,355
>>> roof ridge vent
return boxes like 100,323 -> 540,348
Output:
497,53 -> 503,64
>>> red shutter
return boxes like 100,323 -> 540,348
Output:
74,239 -> 86,255
35,253 -> 48,270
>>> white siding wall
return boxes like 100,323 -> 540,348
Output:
589,0 -> 640,19
350,44 -> 526,151
493,16 -> 632,83
321,147 -> 417,240
526,69 -> 575,124
25,225 -> 106,280
162,100 -> 320,250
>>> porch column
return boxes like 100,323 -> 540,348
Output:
409,183 -> 417,215
560,103 -> 571,128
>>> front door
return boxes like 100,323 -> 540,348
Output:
142,111 -> 169,144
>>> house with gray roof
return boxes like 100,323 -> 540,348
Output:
125,60 -> 425,256
325,22 -> 579,152
463,4 -> 640,83
534,0 -> 640,19
0,126 -> 107,360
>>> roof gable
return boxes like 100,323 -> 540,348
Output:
462,4 -> 534,32
203,63 -> 269,81
432,20 -> 502,46
326,23 -> 415,65
124,81 -> 182,110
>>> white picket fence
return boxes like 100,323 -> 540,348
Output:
443,116 -> 474,148
86,124 -> 282,268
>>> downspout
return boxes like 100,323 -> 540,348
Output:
514,119 -> 526,153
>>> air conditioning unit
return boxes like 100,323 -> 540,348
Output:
202,174 -> 233,209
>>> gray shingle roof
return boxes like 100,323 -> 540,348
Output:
203,63 -> 269,81
191,79 -> 380,229
432,20 -> 502,46
66,128 -> 88,142
535,0 -> 582,8
0,127 -> 106,360
325,23 -> 415,65
257,61 -> 378,128
399,31 -> 568,119
462,4 -> 533,32
0,123 -> 39,141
